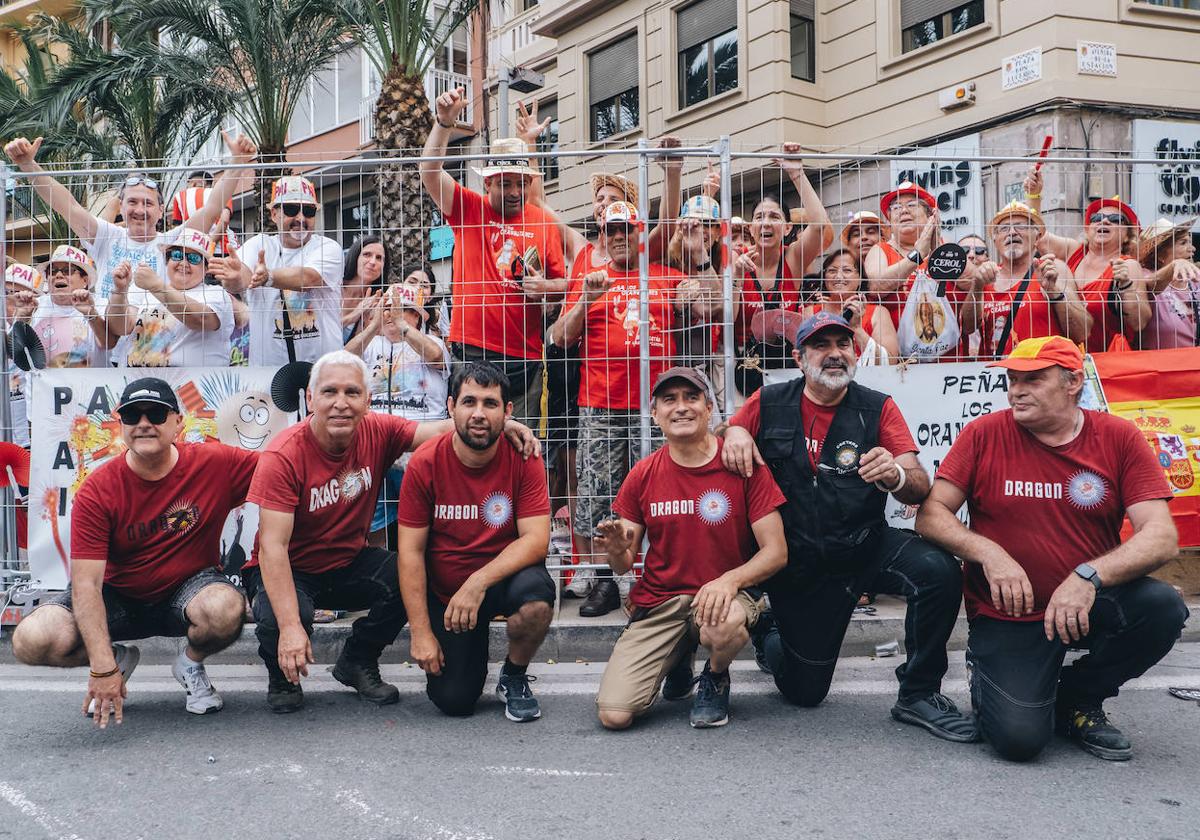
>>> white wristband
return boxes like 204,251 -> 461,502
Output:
264,269 -> 275,288
875,463 -> 907,494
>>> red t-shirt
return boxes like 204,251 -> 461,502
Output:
446,183 -> 566,360
614,439 -> 785,608
247,413 -> 417,574
562,262 -> 683,409
70,443 -> 259,602
735,261 -> 802,346
396,432 -> 550,604
1077,277 -> 1124,354
979,277 -> 1061,357
731,387 -> 918,470
936,410 -> 1171,622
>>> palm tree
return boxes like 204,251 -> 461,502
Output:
117,0 -> 352,226
329,0 -> 481,276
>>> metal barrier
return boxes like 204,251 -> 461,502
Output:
2,140 -> 1199,611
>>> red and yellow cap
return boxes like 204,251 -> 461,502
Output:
987,335 -> 1083,372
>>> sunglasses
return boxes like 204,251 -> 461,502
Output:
602,223 -> 635,237
123,175 -> 160,191
166,248 -> 205,265
118,403 -> 172,426
48,264 -> 85,277
280,203 -> 318,219
1088,212 -> 1126,225
967,246 -> 988,256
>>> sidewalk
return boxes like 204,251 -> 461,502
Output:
5,595 -> 1198,666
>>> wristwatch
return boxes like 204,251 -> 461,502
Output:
1073,562 -> 1102,591
907,249 -> 923,265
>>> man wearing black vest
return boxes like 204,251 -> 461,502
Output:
722,311 -> 977,742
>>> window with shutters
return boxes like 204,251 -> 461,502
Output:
901,0 -> 984,53
676,0 -> 739,110
588,34 -> 640,142
789,0 -> 815,81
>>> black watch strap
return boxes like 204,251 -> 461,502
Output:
1074,563 -> 1102,591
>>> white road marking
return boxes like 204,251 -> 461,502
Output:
0,781 -> 87,840
334,787 -> 496,840
480,765 -> 616,777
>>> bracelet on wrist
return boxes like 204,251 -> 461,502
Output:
875,464 -> 907,494
1047,292 -> 1065,302
90,665 -> 119,679
435,116 -> 454,129
1116,281 -> 1134,292
1025,192 -> 1041,200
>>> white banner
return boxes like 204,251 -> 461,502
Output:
29,367 -> 298,590
891,134 -> 983,245
1132,118 -> 1200,230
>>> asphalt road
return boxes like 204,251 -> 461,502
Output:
1,645 -> 1198,840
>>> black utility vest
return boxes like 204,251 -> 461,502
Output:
756,377 -> 890,577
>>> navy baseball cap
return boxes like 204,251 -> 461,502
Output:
794,311 -> 854,346
116,377 -> 181,413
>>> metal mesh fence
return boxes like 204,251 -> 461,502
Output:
2,139 -> 1198,613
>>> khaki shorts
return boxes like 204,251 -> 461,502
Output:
596,591 -> 765,714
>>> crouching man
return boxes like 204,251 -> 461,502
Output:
595,367 -> 787,729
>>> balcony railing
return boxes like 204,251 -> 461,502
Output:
359,69 -> 474,147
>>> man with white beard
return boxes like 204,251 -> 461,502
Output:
721,312 -> 977,743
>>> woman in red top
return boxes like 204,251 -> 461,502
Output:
800,249 -> 898,363
864,182 -> 941,326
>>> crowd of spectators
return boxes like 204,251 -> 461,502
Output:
5,114 -> 1199,617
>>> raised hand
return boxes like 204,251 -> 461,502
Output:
4,136 -> 42,166
250,250 -> 271,289
582,269 -> 612,302
773,141 -> 804,176
657,135 -> 683,171
435,87 -> 468,127
134,264 -> 163,293
701,161 -> 721,198
222,130 -> 258,165
111,260 -> 133,294
515,100 -> 551,147
1038,254 -> 1063,297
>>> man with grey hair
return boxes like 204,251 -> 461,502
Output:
244,350 -> 539,713
721,311 -> 977,742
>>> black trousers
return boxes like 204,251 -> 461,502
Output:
245,547 -> 407,677
967,577 -> 1188,762
425,565 -> 555,717
766,527 -> 963,706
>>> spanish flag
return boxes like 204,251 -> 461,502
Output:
1092,348 -> 1200,546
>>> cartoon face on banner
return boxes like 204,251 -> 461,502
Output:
28,367 -> 298,590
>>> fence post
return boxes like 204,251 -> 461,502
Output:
636,139 -> 652,459
0,160 -> 17,578
717,136 -> 736,412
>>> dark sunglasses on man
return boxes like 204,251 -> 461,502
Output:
165,248 -> 205,265
280,203 -> 318,219
48,263 -> 86,277
602,223 -> 635,238
966,246 -> 988,256
118,403 -> 172,426
1089,212 -> 1126,225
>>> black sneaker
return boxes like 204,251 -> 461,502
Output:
891,693 -> 979,743
750,611 -> 777,675
662,655 -> 695,701
331,653 -> 400,706
267,672 -> 305,714
496,672 -> 542,722
578,578 -> 620,617
1056,705 -> 1132,761
689,664 -> 731,728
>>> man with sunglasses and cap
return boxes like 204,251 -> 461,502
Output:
420,87 -> 567,425
4,132 -> 255,300
593,366 -> 786,730
721,311 -> 977,742
11,378 -> 259,727
29,245 -> 115,368
959,201 -> 1091,358
551,201 -> 720,618
211,176 -> 344,367
916,336 -> 1187,761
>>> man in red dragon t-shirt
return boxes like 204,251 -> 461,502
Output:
245,351 -> 539,714
13,378 -> 257,727
593,367 -> 787,730
397,362 -> 553,723
918,336 -> 1187,762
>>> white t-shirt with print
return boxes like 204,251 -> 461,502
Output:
116,284 -> 234,367
87,220 -> 184,299
363,332 -> 450,421
31,298 -> 110,368
238,233 -> 343,366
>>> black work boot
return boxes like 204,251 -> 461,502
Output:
331,647 -> 400,706
266,669 -> 305,714
1056,704 -> 1132,761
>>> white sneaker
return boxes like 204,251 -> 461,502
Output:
615,571 -> 635,600
567,565 -> 594,598
87,643 -> 140,717
172,657 -> 224,715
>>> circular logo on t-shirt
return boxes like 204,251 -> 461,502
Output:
1067,470 -> 1108,510
834,442 -> 859,470
481,492 -> 514,529
339,469 -> 368,501
696,489 -> 732,525
165,500 -> 200,534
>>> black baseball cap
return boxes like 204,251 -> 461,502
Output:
116,377 -> 180,413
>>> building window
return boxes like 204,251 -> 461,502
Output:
1138,0 -> 1200,7
676,0 -> 738,109
433,7 -> 470,76
289,46 -> 369,143
536,99 -> 560,181
901,0 -> 985,53
588,34 -> 639,142
789,1 -> 815,82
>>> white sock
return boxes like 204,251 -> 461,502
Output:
177,649 -> 202,671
